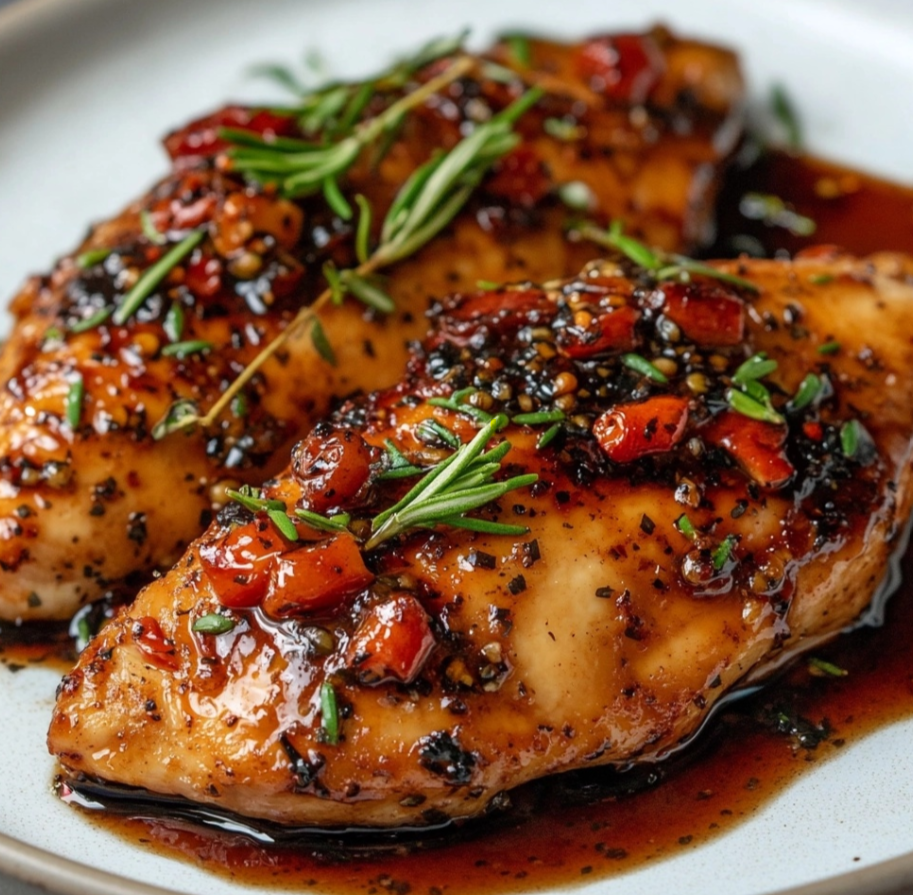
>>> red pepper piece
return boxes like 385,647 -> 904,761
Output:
703,411 -> 795,489
485,147 -> 551,208
594,395 -> 689,463
163,106 -> 298,162
132,616 -> 178,670
559,306 -> 640,358
802,421 -> 823,442
184,255 -> 223,299
345,594 -> 435,685
262,534 -> 375,618
435,288 -> 555,346
659,282 -> 746,347
292,428 -> 376,514
575,34 -> 664,104
199,519 -> 286,609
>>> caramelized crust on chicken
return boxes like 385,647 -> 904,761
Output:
0,28 -> 743,620
49,250 -> 913,828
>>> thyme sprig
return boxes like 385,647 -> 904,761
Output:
573,220 -> 759,293
154,86 -> 543,439
224,54 -> 475,212
365,414 -> 537,550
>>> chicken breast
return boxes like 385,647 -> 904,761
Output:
0,28 -> 744,620
49,249 -> 913,829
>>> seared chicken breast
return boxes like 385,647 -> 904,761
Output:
0,29 -> 743,620
49,249 -> 913,828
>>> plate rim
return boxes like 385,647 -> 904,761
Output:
1,0 -> 913,892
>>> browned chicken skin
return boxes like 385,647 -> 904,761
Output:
49,250 -> 913,828
0,29 -> 744,621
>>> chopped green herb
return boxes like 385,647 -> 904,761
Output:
818,340 -> 841,355
557,180 -> 596,212
789,373 -> 822,411
504,34 -> 531,68
294,508 -> 351,533
513,410 -> 566,425
113,229 -> 205,326
622,353 -> 668,383
70,307 -> 113,334
310,318 -> 337,366
320,681 -> 340,745
43,326 -> 64,344
76,247 -> 114,269
675,514 -> 696,540
771,84 -> 802,151
809,274 -> 834,286
192,613 -> 235,635
476,280 -> 500,291
377,439 -> 426,480
739,192 -> 816,237
163,302 -> 184,343
712,534 -> 738,571
732,352 -> 778,386
840,419 -> 862,458
726,388 -> 785,425
808,657 -> 848,678
267,508 -> 299,541
76,613 -> 93,650
536,422 -> 562,450
227,485 -> 285,514
428,392 -> 493,424
230,392 -> 248,418
150,398 -> 199,439
416,418 -> 461,450
140,209 -> 167,245
65,374 -> 84,430
544,117 -> 585,142
354,194 -> 373,264
161,339 -> 212,359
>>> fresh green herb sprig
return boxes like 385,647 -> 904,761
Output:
364,414 -> 537,550
65,374 -> 84,430
712,534 -> 738,571
622,353 -> 667,383
573,220 -> 759,292
255,32 -> 469,140
224,54 -> 475,213
739,192 -> 816,238
320,681 -> 340,744
192,613 -> 235,635
154,86 -> 543,439
227,486 -> 300,542
428,387 -> 493,423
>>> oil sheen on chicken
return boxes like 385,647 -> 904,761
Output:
0,29 -> 743,621
49,249 -> 913,828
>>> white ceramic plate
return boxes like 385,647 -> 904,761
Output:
2,1 -> 913,894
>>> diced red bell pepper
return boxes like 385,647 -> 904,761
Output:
485,147 -> 551,208
703,411 -> 795,489
199,519 -> 286,609
292,428 -> 376,514
575,34 -> 664,104
559,306 -> 640,358
164,106 -> 298,162
262,534 -> 375,618
594,395 -> 689,463
802,421 -> 823,442
659,282 -> 746,347
132,616 -> 178,670
345,593 -> 435,685
435,288 -> 555,347
184,255 -> 223,299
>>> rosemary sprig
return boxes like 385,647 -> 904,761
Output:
65,374 -> 84,429
574,221 -> 759,293
154,86 -> 543,439
70,306 -> 113,334
365,414 -> 536,550
224,55 -> 475,210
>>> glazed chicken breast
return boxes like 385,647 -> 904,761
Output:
0,28 -> 744,621
49,249 -> 913,829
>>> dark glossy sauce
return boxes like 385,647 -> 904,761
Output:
23,149 -> 913,893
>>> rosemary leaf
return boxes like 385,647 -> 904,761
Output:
268,508 -> 299,541
513,410 -> 566,425
112,229 -> 205,326
163,302 -> 185,343
151,399 -> 199,439
726,389 -> 785,425
354,194 -> 373,264
161,340 -> 212,359
789,373 -> 822,411
294,508 -> 351,533
76,247 -> 113,269
70,306 -> 113,334
320,681 -> 340,745
65,374 -> 84,430
733,352 -> 778,386
310,318 -> 337,366
622,353 -> 668,383
140,209 -> 167,245
536,422 -> 562,450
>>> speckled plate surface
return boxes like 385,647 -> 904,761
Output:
2,1 -> 913,894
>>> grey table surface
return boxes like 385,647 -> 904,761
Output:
0,0 -> 911,894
